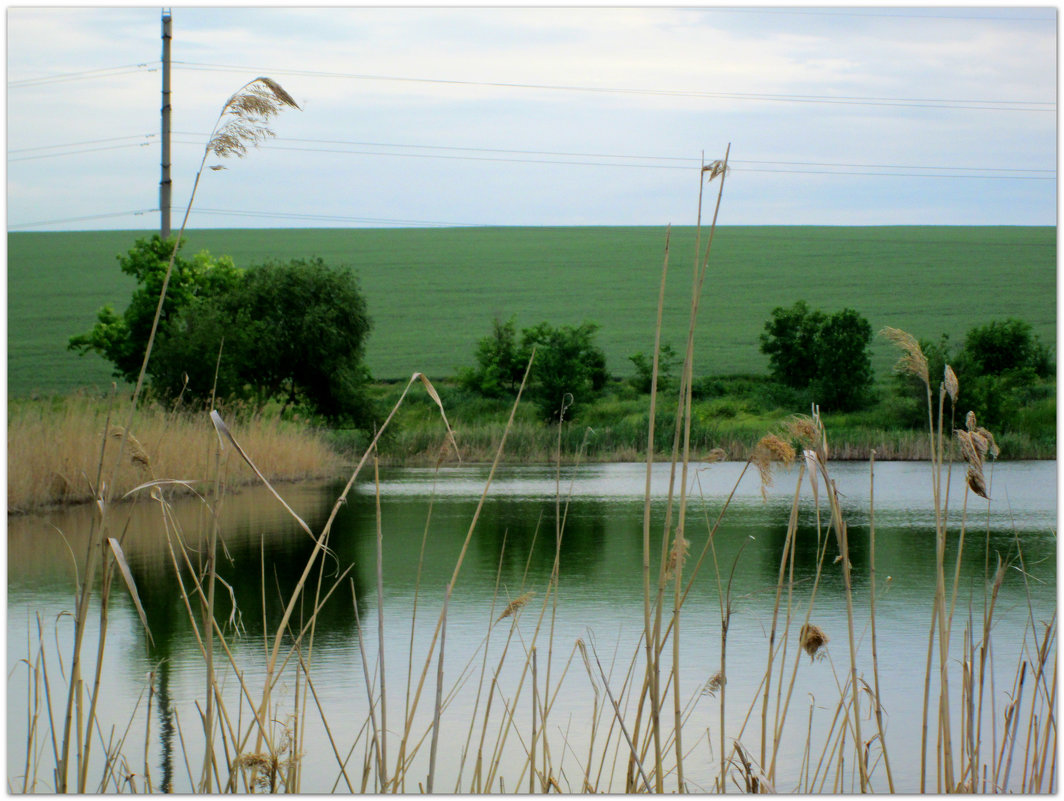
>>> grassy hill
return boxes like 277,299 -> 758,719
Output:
8,225 -> 1056,396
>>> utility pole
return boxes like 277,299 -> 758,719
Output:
160,8 -> 172,239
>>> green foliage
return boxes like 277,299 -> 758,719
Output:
457,316 -> 527,398
68,235 -> 242,384
759,301 -> 874,412
521,321 -> 609,421
628,343 -> 679,395
70,238 -> 375,425
157,258 -> 376,425
461,318 -> 609,422
955,318 -> 1053,379
887,318 -> 1055,432
812,308 -> 874,411
13,226 -> 1055,395
759,300 -> 825,390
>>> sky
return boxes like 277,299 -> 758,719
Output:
5,5 -> 1058,231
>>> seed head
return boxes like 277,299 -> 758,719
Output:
799,623 -> 829,661
880,327 -> 929,387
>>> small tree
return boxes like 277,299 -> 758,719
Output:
457,316 -> 527,398
155,258 -> 375,424
520,321 -> 608,421
956,318 -> 1052,379
812,308 -> 874,411
954,318 -> 1054,430
628,343 -> 679,395
460,318 -> 609,422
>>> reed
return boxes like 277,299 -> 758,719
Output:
7,394 -> 340,513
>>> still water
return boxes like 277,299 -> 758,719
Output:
8,460 -> 1057,792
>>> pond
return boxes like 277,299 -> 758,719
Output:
7,459 -> 1057,793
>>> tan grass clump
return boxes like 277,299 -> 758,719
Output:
955,412 -> 999,501
665,532 -> 690,582
207,77 -> 301,162
7,396 -> 341,513
944,364 -> 959,404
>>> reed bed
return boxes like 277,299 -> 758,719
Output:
8,127 -> 1055,794
7,394 -> 339,514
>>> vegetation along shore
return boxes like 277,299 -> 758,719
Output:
8,224 -> 1056,514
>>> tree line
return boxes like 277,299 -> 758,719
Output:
72,237 -> 1053,434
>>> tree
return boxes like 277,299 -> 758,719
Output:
812,308 -> 874,411
956,318 -> 1052,379
157,258 -> 374,424
628,343 -> 679,395
759,300 -> 826,390
953,318 -> 1054,430
520,321 -> 609,421
460,318 -> 609,422
759,300 -> 874,411
68,236 -> 242,384
71,242 -> 375,425
457,316 -> 527,398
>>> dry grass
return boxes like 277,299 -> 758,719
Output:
7,394 -> 341,513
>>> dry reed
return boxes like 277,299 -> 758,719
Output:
7,396 -> 340,513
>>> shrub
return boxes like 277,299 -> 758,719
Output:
460,318 -> 609,422
759,301 -> 874,412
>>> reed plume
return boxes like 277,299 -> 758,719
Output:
881,326 -> 930,387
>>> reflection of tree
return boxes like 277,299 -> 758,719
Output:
122,483 -> 370,787
470,498 -> 610,585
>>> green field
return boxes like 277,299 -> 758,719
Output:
8,226 -> 1056,396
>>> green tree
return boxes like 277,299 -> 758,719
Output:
457,316 -> 527,398
956,318 -> 1052,379
68,236 -> 242,383
954,318 -> 1054,430
759,300 -> 826,390
759,300 -> 874,411
156,258 -> 375,424
460,318 -> 609,422
71,242 -> 375,425
628,343 -> 679,395
812,308 -> 874,411
520,321 -> 609,421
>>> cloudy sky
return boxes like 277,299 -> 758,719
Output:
6,5 -> 1057,230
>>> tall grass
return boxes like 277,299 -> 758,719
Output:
7,394 -> 339,513
9,148 -> 1055,794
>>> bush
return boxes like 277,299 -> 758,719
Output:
460,318 -> 609,422
887,318 -> 1054,432
628,343 -> 679,395
759,301 -> 874,412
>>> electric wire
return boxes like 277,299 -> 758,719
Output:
8,63 -> 156,88
171,60 -> 1055,113
166,134 -> 1056,180
8,209 -> 156,229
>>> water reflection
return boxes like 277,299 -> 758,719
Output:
7,461 -> 1056,792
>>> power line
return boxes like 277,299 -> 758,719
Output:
8,63 -> 157,88
169,133 -> 1056,180
8,209 -> 156,229
172,60 -> 1055,113
8,134 -> 158,154
8,141 -> 156,162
